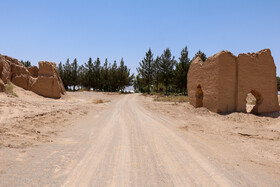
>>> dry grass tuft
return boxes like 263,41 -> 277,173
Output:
5,82 -> 18,97
154,95 -> 188,103
92,99 -> 110,104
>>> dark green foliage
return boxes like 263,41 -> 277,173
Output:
137,49 -> 154,94
153,56 -> 161,93
58,62 -> 64,81
134,46 -> 207,95
134,74 -> 145,93
174,46 -> 190,95
21,60 -> 31,67
58,57 -> 133,92
71,58 -> 78,91
62,59 -> 72,90
159,48 -> 176,95
118,58 -> 133,92
196,50 -> 207,62
84,57 -> 94,89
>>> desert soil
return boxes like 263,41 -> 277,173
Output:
0,89 -> 280,186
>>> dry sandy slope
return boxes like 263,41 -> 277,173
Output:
0,86 -> 118,148
0,93 -> 279,186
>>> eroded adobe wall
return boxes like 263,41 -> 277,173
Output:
188,51 -> 237,113
30,61 -> 66,99
0,54 -> 66,99
187,55 -> 220,112
236,49 -> 279,113
216,51 -> 237,113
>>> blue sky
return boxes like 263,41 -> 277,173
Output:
0,0 -> 279,75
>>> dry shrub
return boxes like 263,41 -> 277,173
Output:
92,99 -> 110,104
5,82 -> 18,97
154,95 -> 188,103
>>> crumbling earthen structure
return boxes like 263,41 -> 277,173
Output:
188,49 -> 279,114
0,54 -> 66,98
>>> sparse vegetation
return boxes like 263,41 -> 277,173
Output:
92,99 -> 110,104
154,95 -> 188,103
5,82 -> 18,97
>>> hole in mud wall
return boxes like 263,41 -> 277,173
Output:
246,90 -> 263,114
195,85 -> 203,107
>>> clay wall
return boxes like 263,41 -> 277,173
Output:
236,49 -> 279,113
188,49 -> 279,114
216,51 -> 237,113
188,55 -> 220,112
0,54 -> 66,99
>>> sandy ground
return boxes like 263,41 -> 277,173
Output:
0,87 -> 117,148
0,89 -> 280,186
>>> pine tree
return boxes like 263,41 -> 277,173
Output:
110,60 -> 119,91
118,58 -> 133,92
101,58 -> 110,91
84,57 -> 94,89
134,74 -> 145,93
137,49 -> 154,94
93,58 -> 101,90
21,60 -> 31,67
196,50 -> 207,62
153,56 -> 160,93
159,48 -> 176,95
174,46 -> 190,94
58,62 -> 64,82
63,58 -> 72,90
71,58 -> 78,91
78,64 -> 87,89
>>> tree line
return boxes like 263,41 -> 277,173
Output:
134,46 -> 207,95
19,50 -> 280,94
57,58 -> 133,92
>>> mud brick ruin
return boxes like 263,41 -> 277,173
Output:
188,49 -> 279,114
0,55 -> 66,99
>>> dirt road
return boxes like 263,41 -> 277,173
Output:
0,94 -> 279,186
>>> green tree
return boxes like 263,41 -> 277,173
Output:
153,56 -> 161,93
118,58 -> 132,92
137,49 -> 154,94
84,57 -> 94,89
63,58 -> 72,90
78,64 -> 87,89
58,62 -> 64,82
159,48 -> 176,95
93,58 -> 101,90
71,58 -> 78,91
110,60 -> 119,91
174,46 -> 190,94
21,60 -> 31,67
134,74 -> 145,93
101,58 -> 110,91
196,50 -> 207,62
